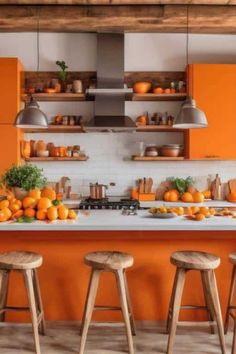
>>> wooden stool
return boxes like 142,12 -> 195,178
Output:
0,251 -> 46,354
79,251 -> 136,354
166,250 -> 226,354
225,253 -> 236,354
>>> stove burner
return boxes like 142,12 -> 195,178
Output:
79,198 -> 140,210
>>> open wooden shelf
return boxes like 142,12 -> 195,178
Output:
23,93 -> 86,102
23,125 -> 84,133
132,93 -> 186,101
132,156 -> 185,161
22,92 -> 186,102
136,125 -> 184,132
24,156 -> 88,162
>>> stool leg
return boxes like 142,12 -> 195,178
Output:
79,269 -> 101,354
0,270 -> 9,322
232,316 -> 236,354
123,270 -> 136,336
24,269 -> 41,354
115,269 -> 134,354
201,271 -> 215,334
32,269 -> 46,335
204,270 -> 226,354
225,265 -> 236,334
166,268 -> 186,354
166,267 -> 179,334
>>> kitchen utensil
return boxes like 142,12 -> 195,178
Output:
212,174 -> 223,200
159,145 -> 183,157
90,183 -> 107,200
145,145 -> 158,157
30,140 -> 36,157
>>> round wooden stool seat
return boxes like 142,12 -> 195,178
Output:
229,253 -> 236,264
85,251 -> 134,270
0,251 -> 43,270
170,250 -> 220,270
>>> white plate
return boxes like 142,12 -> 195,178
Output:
148,212 -> 177,219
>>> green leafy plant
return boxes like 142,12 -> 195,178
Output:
17,216 -> 35,223
56,60 -> 68,82
1,164 -> 47,191
169,176 -> 194,195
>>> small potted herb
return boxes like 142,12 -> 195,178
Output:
1,164 -> 47,200
56,60 -> 68,92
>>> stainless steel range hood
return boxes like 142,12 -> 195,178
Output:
85,33 -> 135,132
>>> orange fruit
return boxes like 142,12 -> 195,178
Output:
185,207 -> 193,216
153,87 -> 163,94
9,199 -> 22,213
37,197 -> 52,210
36,209 -> 47,221
209,208 -> 216,216
22,197 -> 37,209
199,207 -> 209,216
191,206 -> 200,215
68,209 -> 77,219
0,199 -> 9,209
0,207 -> 12,222
195,213 -> 205,221
192,192 -> 205,203
56,193 -> 63,201
227,192 -> 236,203
163,191 -> 170,201
58,205 -> 69,220
11,209 -> 23,220
28,189 -> 41,200
24,208 -> 36,218
202,190 -> 212,199
47,206 -> 58,221
181,192 -> 193,203
41,187 -> 56,201
168,191 -> 179,202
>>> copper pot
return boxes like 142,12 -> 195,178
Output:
90,183 -> 107,199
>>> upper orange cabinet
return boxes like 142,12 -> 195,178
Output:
187,64 -> 236,160
0,58 -> 23,124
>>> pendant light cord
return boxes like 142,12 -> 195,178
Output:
37,7 -> 40,74
186,4 -> 189,67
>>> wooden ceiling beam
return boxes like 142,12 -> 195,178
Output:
1,1 -> 235,5
0,5 -> 236,33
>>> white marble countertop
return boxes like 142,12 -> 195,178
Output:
0,210 -> 236,231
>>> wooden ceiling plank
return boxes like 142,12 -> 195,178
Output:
0,5 -> 236,33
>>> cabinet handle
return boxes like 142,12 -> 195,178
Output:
205,155 -> 220,159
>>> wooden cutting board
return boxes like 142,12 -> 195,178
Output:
228,179 -> 236,193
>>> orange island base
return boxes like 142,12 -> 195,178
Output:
0,223 -> 235,324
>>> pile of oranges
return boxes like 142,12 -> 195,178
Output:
0,187 -> 77,222
163,189 -> 210,203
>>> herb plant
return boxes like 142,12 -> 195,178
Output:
56,60 -> 68,82
169,176 -> 194,195
1,164 -> 47,191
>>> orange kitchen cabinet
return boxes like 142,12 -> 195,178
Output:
0,58 -> 24,124
187,64 -> 236,160
0,125 -> 22,175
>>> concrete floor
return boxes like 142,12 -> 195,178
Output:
0,321 -> 234,354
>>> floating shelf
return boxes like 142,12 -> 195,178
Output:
132,156 -> 185,161
24,156 -> 88,162
132,93 -> 187,101
23,125 -> 84,133
23,93 -> 86,102
136,125 -> 184,132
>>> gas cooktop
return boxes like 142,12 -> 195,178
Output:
79,197 -> 140,210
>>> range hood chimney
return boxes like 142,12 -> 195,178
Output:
85,33 -> 135,132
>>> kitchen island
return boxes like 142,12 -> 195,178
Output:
0,209 -> 236,323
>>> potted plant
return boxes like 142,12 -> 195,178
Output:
56,60 -> 68,92
1,164 -> 47,200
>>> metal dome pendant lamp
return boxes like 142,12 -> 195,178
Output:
173,5 -> 208,129
15,8 -> 48,129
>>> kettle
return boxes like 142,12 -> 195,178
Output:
90,183 -> 108,199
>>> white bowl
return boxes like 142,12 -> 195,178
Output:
37,150 -> 49,157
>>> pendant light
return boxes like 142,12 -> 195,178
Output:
173,5 -> 208,129
15,8 -> 48,129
